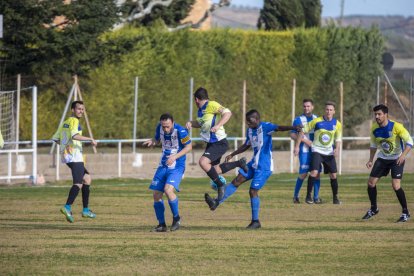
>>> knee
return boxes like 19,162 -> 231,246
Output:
83,174 -> 92,185
153,191 -> 163,201
249,189 -> 258,198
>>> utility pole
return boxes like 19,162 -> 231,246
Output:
339,0 -> 345,26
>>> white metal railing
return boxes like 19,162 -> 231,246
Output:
1,136 -> 378,183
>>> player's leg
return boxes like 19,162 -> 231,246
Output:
313,172 -> 322,204
246,170 -> 272,229
306,153 -> 322,204
164,168 -> 184,231
362,158 -> 386,220
390,161 -> 410,222
60,162 -> 84,223
294,152 -> 310,203
322,155 -> 340,204
218,157 -> 248,174
81,169 -> 96,218
149,167 -> 167,232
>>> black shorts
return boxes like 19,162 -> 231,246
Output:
311,152 -> 337,174
370,158 -> 404,179
203,139 -> 229,166
66,162 -> 89,184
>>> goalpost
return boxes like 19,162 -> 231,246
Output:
0,86 -> 37,184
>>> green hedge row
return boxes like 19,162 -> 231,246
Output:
21,26 -> 383,140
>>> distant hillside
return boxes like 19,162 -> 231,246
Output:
212,7 -> 414,59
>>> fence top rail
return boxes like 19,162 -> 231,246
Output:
1,136 -> 383,146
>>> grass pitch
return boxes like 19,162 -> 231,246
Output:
1,173 -> 414,275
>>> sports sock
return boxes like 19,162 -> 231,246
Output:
153,200 -> 165,225
294,177 -> 304,198
367,186 -> 377,210
82,184 -> 90,209
64,204 -> 71,211
313,178 -> 321,199
307,176 -> 314,198
219,161 -> 239,174
168,198 -> 180,219
220,182 -> 238,203
251,197 -> 260,221
207,167 -> 224,187
395,188 -> 408,213
66,185 -> 80,206
330,178 -> 338,198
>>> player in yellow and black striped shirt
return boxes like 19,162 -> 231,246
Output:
362,104 -> 413,223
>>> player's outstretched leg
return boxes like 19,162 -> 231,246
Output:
204,193 -> 219,211
219,157 -> 248,174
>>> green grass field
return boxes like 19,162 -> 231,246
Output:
1,174 -> 414,275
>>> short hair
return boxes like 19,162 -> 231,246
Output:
71,101 -> 84,109
373,104 -> 388,114
325,101 -> 336,108
303,98 -> 313,104
246,109 -> 260,120
160,113 -> 174,122
194,87 -> 209,100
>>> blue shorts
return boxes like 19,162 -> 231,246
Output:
298,152 -> 322,174
239,162 -> 272,190
149,166 -> 185,192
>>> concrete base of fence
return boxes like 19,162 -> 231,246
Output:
1,150 -> 413,184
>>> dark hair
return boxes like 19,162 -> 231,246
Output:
160,113 -> 174,122
373,104 -> 388,114
194,87 -> 209,100
71,100 -> 84,109
246,109 -> 260,120
303,98 -> 313,104
325,101 -> 336,108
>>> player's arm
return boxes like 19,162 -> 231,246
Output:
167,143 -> 192,165
225,143 -> 250,162
333,141 -> 341,157
0,131 -> 4,148
396,125 -> 413,165
186,120 -> 201,129
211,106 -> 231,132
72,134 -> 97,146
366,147 -> 377,169
143,138 -> 159,147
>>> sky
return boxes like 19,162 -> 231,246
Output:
225,0 -> 414,17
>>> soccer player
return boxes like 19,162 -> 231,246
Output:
303,101 -> 342,205
52,100 -> 97,223
290,99 -> 321,204
186,87 -> 247,201
362,104 -> 413,223
144,113 -> 192,232
204,109 -> 301,229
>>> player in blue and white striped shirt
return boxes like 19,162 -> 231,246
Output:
205,109 -> 301,229
290,99 -> 321,204
144,113 -> 192,232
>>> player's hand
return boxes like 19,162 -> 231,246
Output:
186,121 -> 192,130
295,125 -> 303,133
396,156 -> 405,166
366,160 -> 373,169
294,147 -> 299,156
211,125 -> 219,133
91,139 -> 97,147
143,139 -> 155,147
166,155 -> 177,166
225,154 -> 233,163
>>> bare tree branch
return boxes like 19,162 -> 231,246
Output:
126,0 -> 173,22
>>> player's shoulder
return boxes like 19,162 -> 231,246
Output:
174,123 -> 187,132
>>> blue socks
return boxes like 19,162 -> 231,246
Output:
83,207 -> 89,213
294,177 -> 304,198
154,201 -> 165,225
251,197 -> 260,221
64,204 -> 71,211
168,198 -> 179,219
313,178 -> 321,200
220,183 -> 238,203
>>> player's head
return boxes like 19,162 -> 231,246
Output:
194,87 -> 209,108
324,101 -> 336,119
160,113 -> 174,133
373,104 -> 388,114
246,109 -> 260,129
71,101 -> 85,119
302,99 -> 314,115
373,104 -> 388,126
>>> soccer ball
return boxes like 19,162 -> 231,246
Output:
210,175 -> 227,191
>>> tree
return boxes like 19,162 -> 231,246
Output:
258,0 -> 321,30
0,0 -> 119,89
